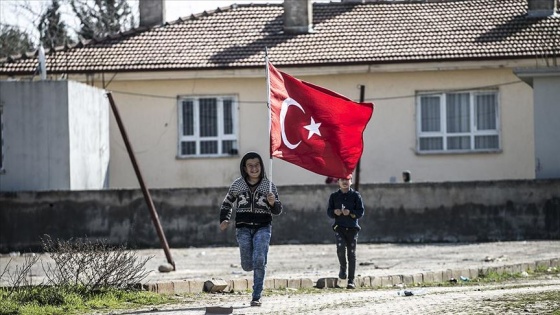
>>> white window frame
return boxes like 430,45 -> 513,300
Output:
416,90 -> 501,154
177,95 -> 239,158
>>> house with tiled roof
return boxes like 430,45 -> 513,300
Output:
0,0 -> 559,190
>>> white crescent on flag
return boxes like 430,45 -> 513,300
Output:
280,97 -> 322,149
280,97 -> 303,149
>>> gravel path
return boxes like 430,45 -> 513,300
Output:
112,277 -> 560,315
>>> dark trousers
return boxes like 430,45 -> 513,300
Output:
335,227 -> 359,281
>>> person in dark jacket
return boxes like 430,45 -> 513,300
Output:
327,175 -> 365,289
219,152 -> 283,306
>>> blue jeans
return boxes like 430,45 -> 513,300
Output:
236,225 -> 272,300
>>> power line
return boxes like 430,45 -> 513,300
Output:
110,79 -> 525,104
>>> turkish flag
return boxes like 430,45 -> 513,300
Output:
269,63 -> 374,179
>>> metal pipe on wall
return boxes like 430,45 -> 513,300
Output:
106,92 -> 175,271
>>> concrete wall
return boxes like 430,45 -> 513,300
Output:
514,66 -> 560,179
0,80 -> 109,191
96,66 -> 536,190
533,75 -> 560,179
1,179 -> 559,253
67,81 -> 110,189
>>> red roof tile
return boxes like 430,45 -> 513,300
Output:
1,0 -> 559,75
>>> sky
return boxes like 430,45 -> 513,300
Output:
0,0 -> 284,43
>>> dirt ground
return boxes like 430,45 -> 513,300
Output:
2,240 -> 560,286
140,240 -> 560,283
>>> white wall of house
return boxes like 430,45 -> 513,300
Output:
0,80 -> 109,191
101,64 -> 536,189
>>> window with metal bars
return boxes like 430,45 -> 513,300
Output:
178,96 -> 238,157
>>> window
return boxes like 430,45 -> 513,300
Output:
178,96 -> 238,157
416,90 -> 500,153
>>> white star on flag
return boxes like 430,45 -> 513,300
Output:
304,117 -> 322,139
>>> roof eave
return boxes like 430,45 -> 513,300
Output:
514,66 -> 560,87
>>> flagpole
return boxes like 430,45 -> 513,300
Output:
265,47 -> 273,192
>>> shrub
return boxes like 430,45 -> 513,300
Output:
41,235 -> 152,293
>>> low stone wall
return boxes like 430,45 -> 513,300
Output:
1,179 -> 559,252
143,258 -> 560,294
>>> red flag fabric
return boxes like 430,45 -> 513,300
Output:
269,63 -> 374,179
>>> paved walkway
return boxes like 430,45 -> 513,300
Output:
117,278 -> 560,314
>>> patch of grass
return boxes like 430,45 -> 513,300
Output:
429,266 -> 560,287
14,303 -> 67,315
484,289 -> 560,314
0,286 -> 177,315
477,271 -> 524,283
480,266 -> 559,282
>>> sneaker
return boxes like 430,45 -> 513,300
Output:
250,299 -> 262,307
347,281 -> 356,289
339,267 -> 347,279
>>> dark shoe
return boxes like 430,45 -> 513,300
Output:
250,299 -> 262,307
339,267 -> 347,279
347,281 -> 356,289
